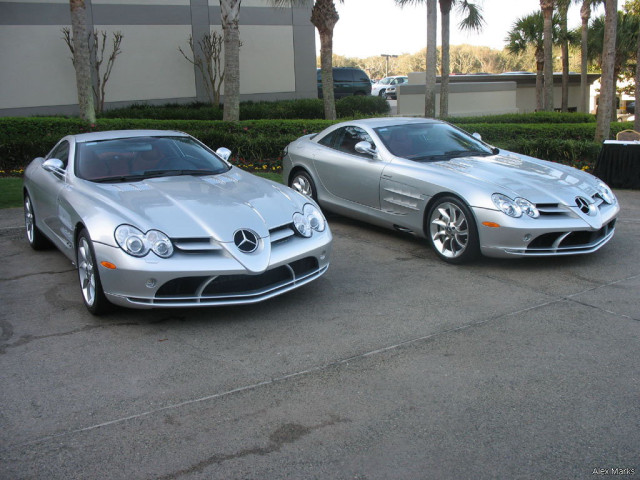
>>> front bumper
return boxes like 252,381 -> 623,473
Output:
474,205 -> 619,258
93,229 -> 332,308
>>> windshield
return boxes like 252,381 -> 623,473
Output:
75,136 -> 231,182
374,123 -> 494,161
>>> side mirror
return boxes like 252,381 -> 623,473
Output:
42,158 -> 65,174
355,141 -> 377,157
216,147 -> 232,162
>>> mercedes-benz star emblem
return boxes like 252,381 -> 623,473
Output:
234,229 -> 259,253
575,196 -> 592,215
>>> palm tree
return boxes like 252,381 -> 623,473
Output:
506,12 -> 558,111
396,0 -> 437,117
69,0 -> 95,122
588,9 -> 639,124
595,0 -> 618,142
556,0 -> 571,111
221,0 -> 241,122
578,0 -> 603,112
439,0 -> 484,118
271,0 -> 342,120
540,0 -> 555,111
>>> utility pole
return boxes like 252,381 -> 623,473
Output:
381,54 -> 397,77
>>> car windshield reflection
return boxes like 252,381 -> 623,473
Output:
75,136 -> 231,182
375,123 -> 493,161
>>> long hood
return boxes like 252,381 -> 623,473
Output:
428,152 -> 601,204
92,170 -> 299,241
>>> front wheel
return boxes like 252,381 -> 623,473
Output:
289,170 -> 317,201
427,196 -> 480,264
24,194 -> 50,250
77,228 -> 112,315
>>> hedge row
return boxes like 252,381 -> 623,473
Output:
0,115 -> 632,174
100,96 -> 390,121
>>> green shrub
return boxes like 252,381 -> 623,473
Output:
0,110 -> 624,175
101,97 -> 388,121
449,111 -> 596,124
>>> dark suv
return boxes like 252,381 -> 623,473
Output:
317,67 -> 372,99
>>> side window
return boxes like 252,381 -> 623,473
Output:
333,126 -> 374,157
333,69 -> 352,82
318,130 -> 339,148
48,140 -> 70,168
354,70 -> 370,83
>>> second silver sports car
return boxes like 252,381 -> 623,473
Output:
24,130 -> 332,314
283,118 -> 619,263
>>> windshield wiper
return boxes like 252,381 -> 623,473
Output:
143,169 -> 218,177
444,150 -> 492,158
94,175 -> 146,183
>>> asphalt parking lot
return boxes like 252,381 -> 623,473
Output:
1,190 -> 639,480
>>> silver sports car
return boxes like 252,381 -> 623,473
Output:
283,117 -> 619,263
23,130 -> 332,314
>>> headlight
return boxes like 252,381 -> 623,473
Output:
293,203 -> 326,237
596,181 -> 616,204
115,225 -> 174,258
492,194 -> 539,218
515,197 -> 539,218
492,194 -> 522,218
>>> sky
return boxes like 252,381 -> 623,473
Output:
317,0 -> 606,58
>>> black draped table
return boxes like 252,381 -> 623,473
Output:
593,140 -> 640,189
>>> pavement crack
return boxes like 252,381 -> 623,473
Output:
155,415 -> 349,479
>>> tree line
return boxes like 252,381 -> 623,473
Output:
65,0 -> 638,140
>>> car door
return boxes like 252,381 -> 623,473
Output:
32,140 -> 72,248
333,69 -> 353,99
312,126 -> 384,209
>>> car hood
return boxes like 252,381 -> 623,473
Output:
429,152 -> 602,204
94,169 -> 300,241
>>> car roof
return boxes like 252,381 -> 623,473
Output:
71,130 -> 190,144
335,117 -> 441,129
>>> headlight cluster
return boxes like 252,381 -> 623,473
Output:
293,203 -> 326,237
115,225 -> 174,258
492,193 -> 540,218
596,182 -> 616,204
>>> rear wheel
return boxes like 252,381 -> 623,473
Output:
77,228 -> 112,315
289,170 -> 317,201
24,194 -> 50,250
427,196 -> 480,264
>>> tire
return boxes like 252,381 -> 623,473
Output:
289,170 -> 317,202
378,89 -> 386,97
76,228 -> 112,315
24,194 -> 50,250
426,196 -> 480,264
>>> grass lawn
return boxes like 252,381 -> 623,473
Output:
0,171 -> 283,209
0,177 -> 22,209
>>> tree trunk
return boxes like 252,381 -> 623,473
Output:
559,3 -> 569,112
595,0 -> 618,142
221,0 -> 241,123
439,0 -> 452,118
425,0 -> 437,117
535,48 -> 544,111
635,22 -> 640,132
311,0 -> 338,120
540,0 -> 554,111
69,0 -> 95,123
579,1 -> 591,113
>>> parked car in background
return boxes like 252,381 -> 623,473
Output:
317,67 -> 372,99
283,118 -> 618,264
371,76 -> 408,99
23,130 -> 332,314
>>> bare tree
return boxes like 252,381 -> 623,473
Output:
595,0 -> 618,141
63,28 -> 123,114
179,32 -> 226,106
69,0 -> 95,122
221,0 -> 241,122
